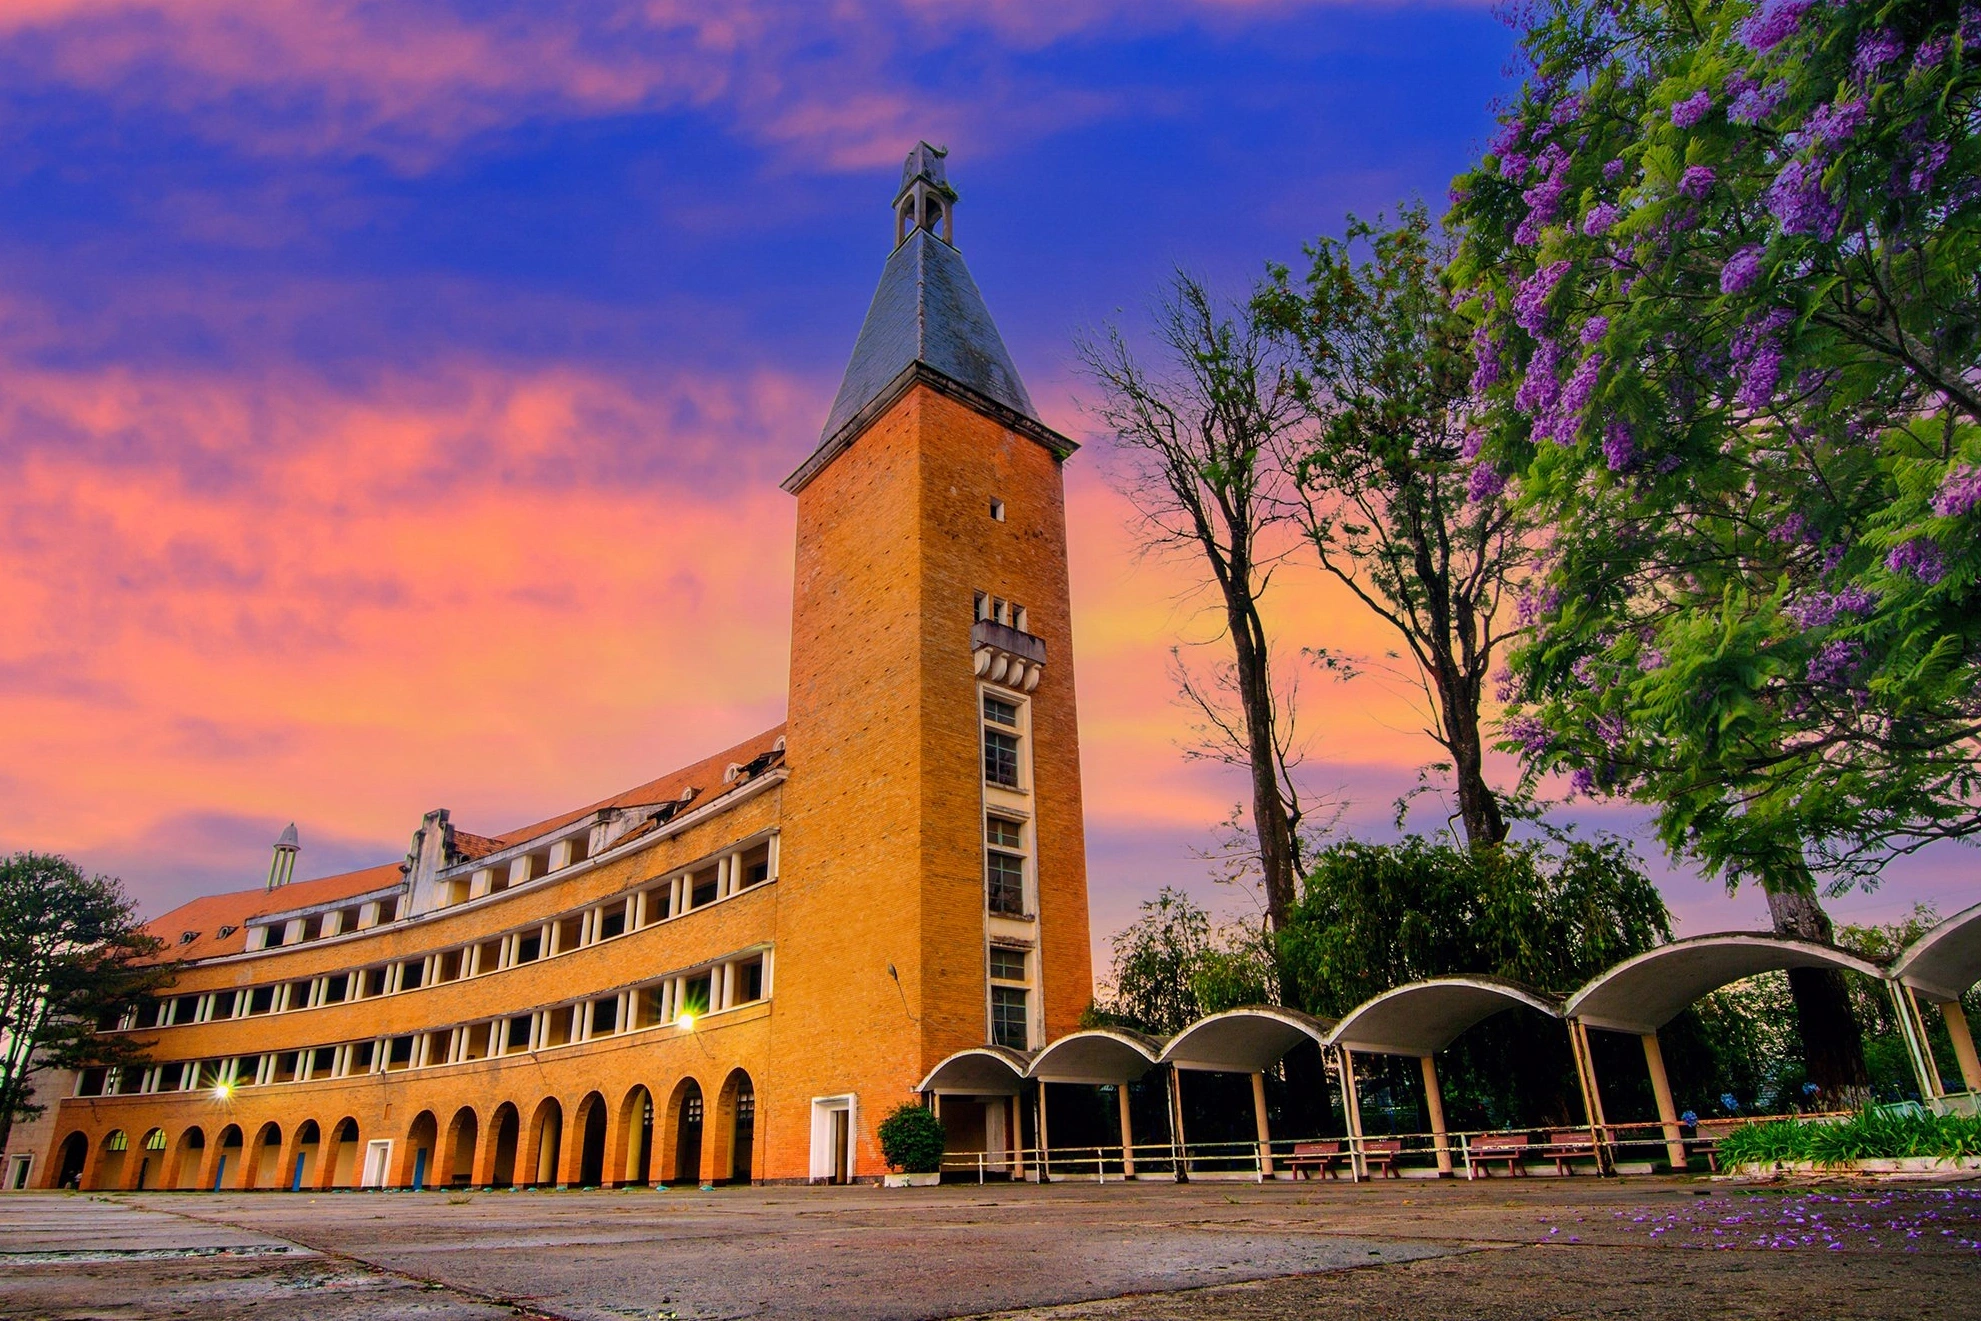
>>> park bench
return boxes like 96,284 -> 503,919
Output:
1469,1133 -> 1532,1178
1361,1137 -> 1404,1179
1285,1140 -> 1351,1180
1690,1118 -> 1744,1172
1543,1129 -> 1602,1176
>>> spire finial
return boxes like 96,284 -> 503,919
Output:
893,141 -> 955,248
267,822 -> 300,890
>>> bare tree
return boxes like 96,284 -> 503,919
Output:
1257,204 -> 1526,848
1079,273 -> 1310,933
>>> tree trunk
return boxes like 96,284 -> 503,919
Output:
1436,668 -> 1507,847
1765,888 -> 1871,1104
1228,595 -> 1296,935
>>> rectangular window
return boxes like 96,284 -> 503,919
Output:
233,1055 -> 262,1087
986,816 -> 1023,849
590,998 -> 618,1036
321,973 -> 349,1005
597,904 -> 627,942
989,947 -> 1027,982
349,1040 -> 376,1073
505,1016 -> 532,1052
543,1006 -> 574,1048
247,985 -> 275,1014
385,1037 -> 413,1070
397,960 -> 425,991
991,986 -> 1029,1049
555,914 -> 584,954
170,993 -> 200,1025
987,851 -> 1026,916
436,949 -> 463,982
133,1000 -> 162,1030
273,1051 -> 300,1083
983,694 -> 1018,727
682,973 -> 712,1017
284,980 -> 313,1010
984,730 -> 1020,788
738,958 -> 764,1003
690,868 -> 719,909
77,1068 -> 107,1097
309,1047 -> 337,1078
475,939 -> 503,975
515,931 -> 543,964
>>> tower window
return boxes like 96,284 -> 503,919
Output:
984,731 -> 1019,788
989,498 -> 1005,521
987,850 -> 1026,915
983,695 -> 1018,727
989,946 -> 1027,981
991,986 -> 1029,1049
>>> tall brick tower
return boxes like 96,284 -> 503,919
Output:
765,143 -> 1092,1181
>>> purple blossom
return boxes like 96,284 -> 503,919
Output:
1569,766 -> 1597,796
1964,7 -> 1981,47
1559,351 -> 1603,420
1886,537 -> 1946,584
1493,666 -> 1518,703
1797,98 -> 1867,149
1904,142 -> 1950,195
1671,89 -> 1712,128
1766,159 -> 1842,239
1932,464 -> 1981,518
1460,427 -> 1486,460
1550,94 -> 1583,126
1583,202 -> 1621,235
1768,511 -> 1809,544
1913,37 -> 1949,71
1503,714 -> 1552,756
1468,464 -> 1507,504
1516,586 -> 1561,628
1853,28 -> 1905,78
1784,587 -> 1877,628
1580,316 -> 1609,346
1595,713 -> 1627,749
1513,260 -> 1571,335
1835,585 -> 1879,614
1488,118 -> 1526,160
1602,423 -> 1635,471
1501,152 -> 1532,180
1570,655 -> 1599,686
1516,147 -> 1571,244
1471,327 -> 1502,391
1731,309 -> 1792,409
1740,0 -> 1815,53
1603,158 -> 1627,182
1679,165 -> 1716,199
1821,543 -> 1847,575
1806,639 -> 1862,686
1729,79 -> 1787,126
1637,646 -> 1667,672
1516,339 -> 1565,428
1720,245 -> 1765,294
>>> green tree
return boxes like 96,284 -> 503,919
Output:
0,853 -> 171,1149
1451,0 -> 1981,1095
1257,203 -> 1529,848
876,1103 -> 947,1175
1086,887 -> 1274,1036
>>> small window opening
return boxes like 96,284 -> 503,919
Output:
989,498 -> 1005,521
989,946 -> 1028,981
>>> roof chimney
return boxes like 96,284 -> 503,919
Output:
267,822 -> 300,891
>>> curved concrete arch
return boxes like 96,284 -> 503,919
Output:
917,1046 -> 1030,1095
1890,900 -> 1981,1003
1566,933 -> 1885,1033
1329,976 -> 1562,1057
1027,1029 -> 1161,1084
1160,1006 -> 1333,1073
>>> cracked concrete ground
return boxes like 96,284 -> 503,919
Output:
2,1176 -> 1976,1319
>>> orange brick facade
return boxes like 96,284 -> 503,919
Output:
35,147 -> 1092,1192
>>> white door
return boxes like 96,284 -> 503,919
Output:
809,1096 -> 856,1183
360,1139 -> 392,1188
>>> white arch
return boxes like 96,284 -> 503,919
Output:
1028,1029 -> 1161,1084
1159,1006 -> 1332,1073
917,1046 -> 1029,1095
1328,976 -> 1560,1057
1889,900 -> 1981,1004
1566,933 -> 1885,1033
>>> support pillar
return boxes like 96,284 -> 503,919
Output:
1419,1055 -> 1452,1177
1566,1020 -> 1611,1174
1640,1032 -> 1688,1172
1941,998 -> 1981,1094
1036,1083 -> 1051,1183
1337,1048 -> 1366,1181
1117,1082 -> 1136,1178
1250,1071 -> 1274,1178
1167,1065 -> 1189,1182
1009,1094 -> 1026,1181
1888,981 -> 1943,1102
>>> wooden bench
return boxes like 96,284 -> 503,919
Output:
1543,1129 -> 1601,1176
1285,1140 -> 1351,1180
1361,1138 -> 1403,1179
1469,1134 -> 1532,1177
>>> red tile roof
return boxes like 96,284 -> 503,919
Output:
141,724 -> 786,964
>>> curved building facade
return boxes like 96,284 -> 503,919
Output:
39,141 -> 1094,1191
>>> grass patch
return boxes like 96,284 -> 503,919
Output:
1717,1107 -> 1981,1166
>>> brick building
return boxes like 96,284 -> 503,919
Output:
32,142 -> 1093,1192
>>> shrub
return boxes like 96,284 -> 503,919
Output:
877,1103 -> 946,1174
1717,1108 -> 1981,1168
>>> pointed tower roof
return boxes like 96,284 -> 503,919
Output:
785,143 -> 1073,494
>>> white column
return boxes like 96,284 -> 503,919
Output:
1641,1032 -> 1688,1171
761,949 -> 775,998
1420,1055 -> 1453,1176
670,876 -> 684,917
1943,999 -> 1981,1093
721,963 -> 736,1012
1117,1082 -> 1136,1178
508,855 -> 533,888
767,832 -> 781,881
1250,1071 -> 1274,1177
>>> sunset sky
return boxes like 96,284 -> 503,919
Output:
1,0 -> 1967,965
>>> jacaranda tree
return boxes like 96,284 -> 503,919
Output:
1451,0 -> 1979,1094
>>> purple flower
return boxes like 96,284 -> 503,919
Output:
1602,423 -> 1635,471
1720,245 -> 1765,294
1729,79 -> 1787,126
1785,588 -> 1876,629
1493,666 -> 1518,703
1766,159 -> 1842,239
1488,118 -> 1526,160
1797,98 -> 1867,149
1503,714 -> 1552,756
1501,152 -> 1532,180
1551,93 -> 1583,126
1740,0 -> 1815,52
1731,308 -> 1792,408
1471,327 -> 1502,391
1515,586 -> 1561,628
1559,351 -> 1603,419
1680,165 -> 1716,199
1932,464 -> 1981,518
1671,89 -> 1712,128
1516,339 -> 1565,423
1904,142 -> 1950,195
1595,713 -> 1627,749
1806,639 -> 1862,686
1853,28 -> 1905,79
1460,427 -> 1486,460
1569,766 -> 1597,795
1637,646 -> 1667,672
1913,37 -> 1949,71
1583,202 -> 1621,235
1516,146 -> 1572,244
1580,316 -> 1609,346
1768,511 -> 1809,544
1886,537 -> 1946,584
1514,260 -> 1571,335
1468,464 -> 1507,504
1602,158 -> 1627,182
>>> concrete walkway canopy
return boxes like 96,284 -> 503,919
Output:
918,1046 -> 1030,1094
1566,934 -> 1885,1034
1160,1007 -> 1332,1073
1889,900 -> 1981,1004
1329,977 -> 1560,1057
1028,1030 -> 1161,1084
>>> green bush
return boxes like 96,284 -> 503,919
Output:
877,1103 -> 946,1174
1717,1109 -> 1981,1168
